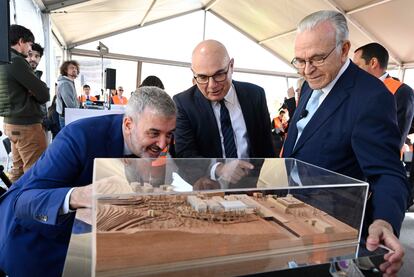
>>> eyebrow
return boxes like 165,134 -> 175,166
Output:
194,66 -> 227,76
147,128 -> 176,134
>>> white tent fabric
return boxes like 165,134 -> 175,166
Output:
35,0 -> 414,69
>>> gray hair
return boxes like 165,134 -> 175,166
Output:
125,86 -> 176,120
297,10 -> 349,45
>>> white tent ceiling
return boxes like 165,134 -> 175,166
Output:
35,0 -> 414,70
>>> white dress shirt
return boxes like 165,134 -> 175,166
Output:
210,85 -> 250,183
211,85 -> 249,158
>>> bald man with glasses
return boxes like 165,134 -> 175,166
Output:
173,40 -> 275,187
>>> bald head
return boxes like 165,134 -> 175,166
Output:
192,40 -> 230,65
191,40 -> 234,102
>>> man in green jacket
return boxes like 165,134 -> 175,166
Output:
0,25 -> 50,183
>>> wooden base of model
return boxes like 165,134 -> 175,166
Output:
93,192 -> 359,276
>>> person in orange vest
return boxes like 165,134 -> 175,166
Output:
272,110 -> 288,137
111,86 -> 128,105
353,42 -> 414,149
271,110 -> 288,156
79,84 -> 97,103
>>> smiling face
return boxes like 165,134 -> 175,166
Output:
294,21 -> 350,90
123,107 -> 176,158
191,40 -> 233,102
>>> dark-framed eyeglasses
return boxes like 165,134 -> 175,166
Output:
291,43 -> 340,69
193,62 -> 231,84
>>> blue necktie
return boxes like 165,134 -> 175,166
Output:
220,100 -> 237,158
295,90 -> 323,145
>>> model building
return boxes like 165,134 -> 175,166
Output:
94,190 -> 359,276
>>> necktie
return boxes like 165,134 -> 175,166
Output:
87,96 -> 89,100
295,90 -> 323,145
220,100 -> 237,158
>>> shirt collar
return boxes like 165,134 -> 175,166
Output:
320,58 -> 350,94
379,72 -> 388,82
214,84 -> 236,106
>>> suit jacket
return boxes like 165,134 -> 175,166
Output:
0,114 -> 125,277
282,61 -> 411,235
173,81 -> 275,158
389,77 -> 414,147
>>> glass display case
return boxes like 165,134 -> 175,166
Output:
90,158 -> 369,277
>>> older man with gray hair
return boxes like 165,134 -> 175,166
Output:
282,10 -> 410,276
0,86 -> 176,276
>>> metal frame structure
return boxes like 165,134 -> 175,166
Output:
30,0 -> 414,86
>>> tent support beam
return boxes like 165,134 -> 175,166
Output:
140,0 -> 157,27
70,48 -> 299,78
43,0 -> 89,12
324,0 -> 401,66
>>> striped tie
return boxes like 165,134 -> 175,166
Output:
220,100 -> 237,158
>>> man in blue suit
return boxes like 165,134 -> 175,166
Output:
0,87 -> 176,276
282,10 -> 411,276
173,40 -> 275,186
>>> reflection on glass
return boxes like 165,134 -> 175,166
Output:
92,158 -> 368,276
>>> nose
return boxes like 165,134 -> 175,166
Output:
156,136 -> 169,151
303,61 -> 316,75
206,76 -> 219,88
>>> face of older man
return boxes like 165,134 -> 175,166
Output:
123,107 -> 176,158
191,40 -> 234,102
294,21 -> 350,90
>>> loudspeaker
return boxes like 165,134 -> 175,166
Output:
104,68 -> 116,90
0,0 -> 10,64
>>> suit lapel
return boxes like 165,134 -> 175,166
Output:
282,88 -> 312,157
194,87 -> 223,156
290,62 -> 356,155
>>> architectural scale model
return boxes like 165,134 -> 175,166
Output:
94,191 -> 359,275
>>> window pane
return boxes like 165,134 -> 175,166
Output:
72,55 -> 137,99
232,72 -> 288,119
403,69 -> 414,88
141,63 -> 193,96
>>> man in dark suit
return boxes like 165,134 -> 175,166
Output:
0,87 -> 176,276
353,42 -> 414,149
282,10 -> 410,276
173,40 -> 275,185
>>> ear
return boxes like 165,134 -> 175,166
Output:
370,57 -> 380,70
123,116 -> 133,135
229,58 -> 235,73
340,41 -> 351,62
